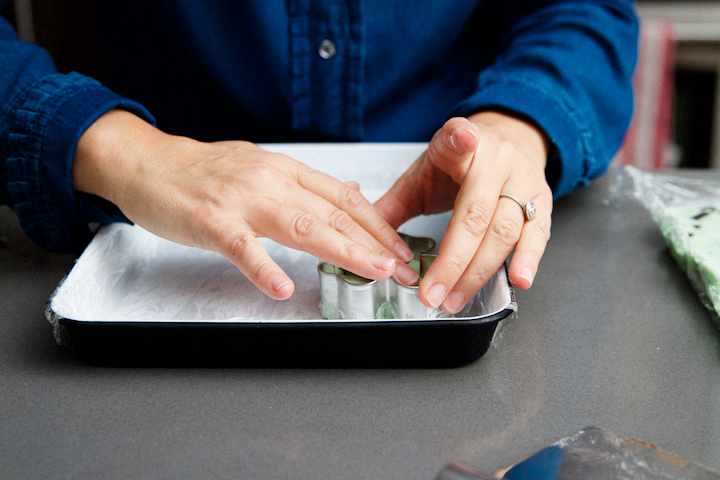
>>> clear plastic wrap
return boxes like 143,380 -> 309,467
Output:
48,223 -> 515,326
609,165 -> 720,324
435,426 -> 720,479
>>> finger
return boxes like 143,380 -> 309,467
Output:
374,117 -> 479,229
374,157 -> 426,229
246,197 -> 402,282
425,117 -> 480,183
443,192 -> 552,312
507,196 -> 552,290
261,175 -> 415,269
293,166 -> 415,263
344,181 -> 361,191
440,197 -> 525,313
418,165 -> 503,309
216,226 -> 295,300
293,197 -> 420,285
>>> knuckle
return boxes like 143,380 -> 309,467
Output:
291,213 -> 321,238
534,219 -> 552,242
337,185 -> 367,210
457,202 -> 493,237
249,259 -> 275,285
334,240 -> 354,261
494,138 -> 517,161
248,161 -> 280,185
441,252 -> 470,277
521,243 -> 545,264
489,218 -> 522,249
248,157 -> 285,183
375,221 -> 400,241
425,139 -> 443,165
224,230 -> 276,283
539,183 -> 554,198
190,210 -> 228,249
464,264 -> 493,288
527,212 -> 552,242
226,232 -> 255,264
327,209 -> 355,234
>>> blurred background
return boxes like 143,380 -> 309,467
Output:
630,0 -> 720,171
1,0 -> 719,172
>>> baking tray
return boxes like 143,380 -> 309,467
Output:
45,144 -> 517,367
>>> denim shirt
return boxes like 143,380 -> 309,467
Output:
0,0 -> 638,252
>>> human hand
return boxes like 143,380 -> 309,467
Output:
72,110 -> 418,300
374,112 -> 553,313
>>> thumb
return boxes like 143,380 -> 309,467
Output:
343,181 -> 361,191
374,160 -> 422,229
374,117 -> 480,228
426,117 -> 480,185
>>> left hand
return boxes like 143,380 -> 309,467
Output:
374,111 -> 553,313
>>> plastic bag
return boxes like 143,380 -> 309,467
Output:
609,165 -> 720,325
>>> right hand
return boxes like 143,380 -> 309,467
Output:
72,110 -> 418,300
374,113 -> 553,313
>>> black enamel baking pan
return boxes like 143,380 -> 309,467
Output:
46,223 -> 516,368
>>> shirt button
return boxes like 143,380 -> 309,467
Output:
318,39 -> 337,59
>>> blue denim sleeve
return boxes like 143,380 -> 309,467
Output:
0,14 -> 155,252
450,0 -> 638,198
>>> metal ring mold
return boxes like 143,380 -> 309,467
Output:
318,233 -> 451,320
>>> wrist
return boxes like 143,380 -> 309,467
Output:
72,109 -> 163,207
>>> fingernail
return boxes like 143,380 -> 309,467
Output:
449,131 -> 459,150
271,275 -> 291,292
426,283 -> 447,309
395,264 -> 420,286
394,241 -> 414,263
450,127 -> 477,151
520,266 -> 534,287
444,290 -> 466,313
369,254 -> 396,272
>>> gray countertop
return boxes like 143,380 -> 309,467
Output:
2,146 -> 719,479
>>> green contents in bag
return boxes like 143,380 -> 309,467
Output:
659,204 -> 720,319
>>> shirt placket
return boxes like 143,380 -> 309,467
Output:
289,0 -> 364,141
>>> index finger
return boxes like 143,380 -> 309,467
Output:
418,166 -> 503,309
